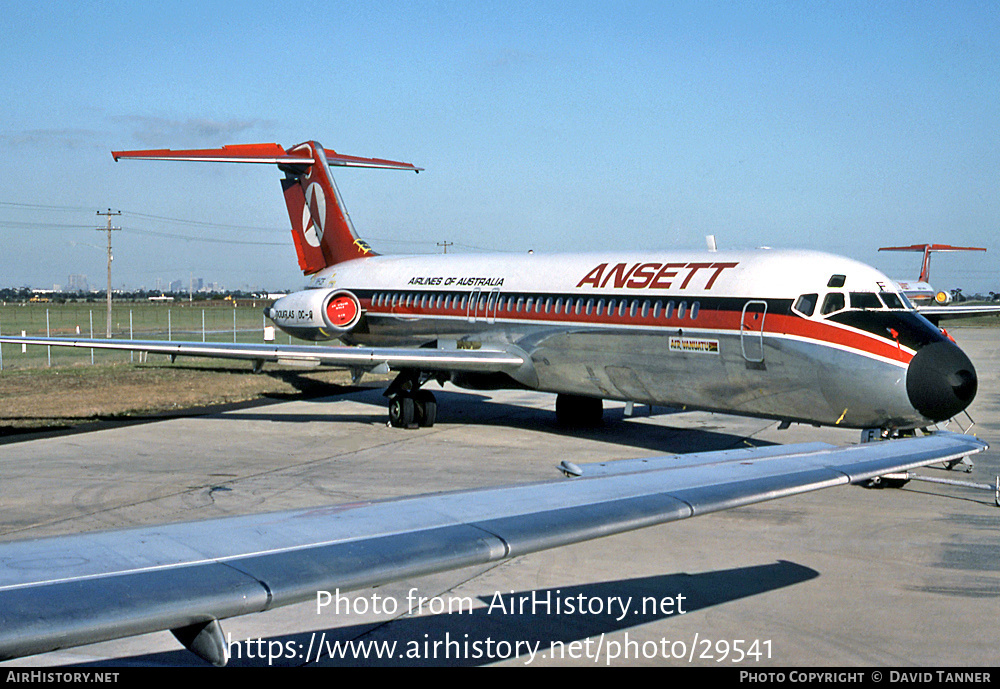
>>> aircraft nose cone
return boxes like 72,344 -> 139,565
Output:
906,340 -> 978,422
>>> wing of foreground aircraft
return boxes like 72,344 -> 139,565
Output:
0,432 -> 986,666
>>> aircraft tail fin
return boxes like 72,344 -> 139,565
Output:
112,142 -> 421,273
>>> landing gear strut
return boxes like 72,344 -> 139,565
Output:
385,370 -> 438,428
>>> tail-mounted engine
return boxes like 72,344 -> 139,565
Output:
266,289 -> 363,341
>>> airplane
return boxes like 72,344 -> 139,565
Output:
0,430 -> 988,665
879,243 -> 1000,323
0,141 -> 981,434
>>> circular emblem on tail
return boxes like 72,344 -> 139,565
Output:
303,182 -> 326,247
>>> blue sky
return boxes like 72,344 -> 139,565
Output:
1,1 -> 998,293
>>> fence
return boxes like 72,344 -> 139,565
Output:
0,301 -> 290,371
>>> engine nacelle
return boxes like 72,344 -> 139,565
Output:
934,290 -> 952,305
266,289 -> 362,341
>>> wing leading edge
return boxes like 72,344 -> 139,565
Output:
0,336 -> 527,375
914,303 -> 1000,322
0,432 -> 986,665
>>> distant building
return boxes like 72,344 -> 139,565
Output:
67,274 -> 89,293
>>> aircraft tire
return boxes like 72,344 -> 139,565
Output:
388,396 -> 415,428
414,391 -> 437,427
555,394 -> 604,427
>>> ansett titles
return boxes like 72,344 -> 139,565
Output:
576,261 -> 738,290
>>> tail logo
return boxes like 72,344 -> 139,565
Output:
303,182 -> 326,247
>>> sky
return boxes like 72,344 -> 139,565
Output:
1,1 -> 998,293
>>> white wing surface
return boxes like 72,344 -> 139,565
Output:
0,336 -> 526,374
0,432 -> 985,665
915,303 -> 1000,321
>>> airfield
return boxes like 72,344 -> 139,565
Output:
0,328 -> 997,667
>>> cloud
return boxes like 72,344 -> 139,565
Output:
0,128 -> 105,150
117,116 -> 277,148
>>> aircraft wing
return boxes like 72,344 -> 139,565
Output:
915,303 -> 1000,323
0,336 -> 526,375
0,432 -> 986,665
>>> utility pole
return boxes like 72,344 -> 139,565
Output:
437,240 -> 453,254
96,209 -> 121,338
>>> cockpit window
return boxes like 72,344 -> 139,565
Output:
880,292 -> 905,310
849,292 -> 883,310
793,293 -> 818,317
827,274 -> 846,288
821,292 -> 845,315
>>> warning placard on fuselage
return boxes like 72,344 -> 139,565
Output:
669,337 -> 720,354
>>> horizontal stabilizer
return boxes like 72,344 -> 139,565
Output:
112,143 -> 422,172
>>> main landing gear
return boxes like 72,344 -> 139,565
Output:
385,370 -> 438,428
388,390 -> 437,428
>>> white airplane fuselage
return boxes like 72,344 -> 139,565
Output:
267,248 -> 977,430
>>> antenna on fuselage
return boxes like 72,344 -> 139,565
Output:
706,235 -> 718,252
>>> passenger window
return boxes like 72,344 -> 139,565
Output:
690,301 -> 700,319
821,293 -> 845,315
794,293 -> 818,317
677,301 -> 687,319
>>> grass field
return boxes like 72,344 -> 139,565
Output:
0,359 -> 366,436
0,301 -> 391,436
